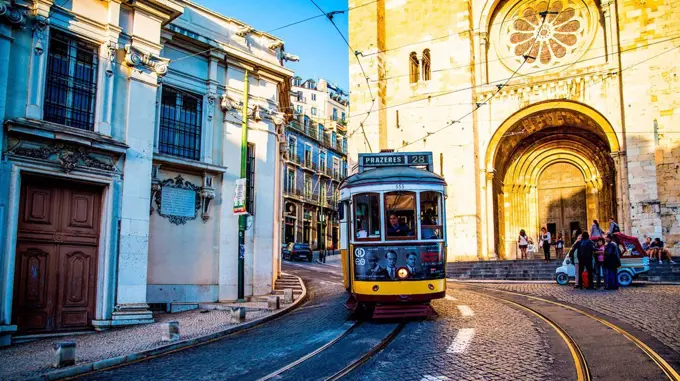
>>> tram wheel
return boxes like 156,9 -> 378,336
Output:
354,302 -> 375,320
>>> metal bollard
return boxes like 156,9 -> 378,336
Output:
52,342 -> 76,368
267,295 -> 280,310
161,321 -> 180,342
283,288 -> 294,303
231,307 -> 246,323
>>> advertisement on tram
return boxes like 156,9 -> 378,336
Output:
353,244 -> 445,281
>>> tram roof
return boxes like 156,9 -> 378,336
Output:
339,166 -> 446,189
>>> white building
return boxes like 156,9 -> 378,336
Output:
0,0 -> 293,345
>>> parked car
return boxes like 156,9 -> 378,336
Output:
555,233 -> 650,286
282,243 -> 313,262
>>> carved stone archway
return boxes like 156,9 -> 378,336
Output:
485,101 -> 620,259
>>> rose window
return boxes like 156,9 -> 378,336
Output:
496,0 -> 597,71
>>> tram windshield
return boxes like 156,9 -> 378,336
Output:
384,192 -> 416,240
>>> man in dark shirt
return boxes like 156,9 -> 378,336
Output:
386,213 -> 410,237
575,232 -> 594,289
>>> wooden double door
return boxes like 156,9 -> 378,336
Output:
13,176 -> 102,333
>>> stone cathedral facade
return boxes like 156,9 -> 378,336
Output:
347,0 -> 680,261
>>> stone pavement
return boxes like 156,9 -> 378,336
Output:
473,283 -> 680,355
352,288 -> 570,381
0,276 -> 303,381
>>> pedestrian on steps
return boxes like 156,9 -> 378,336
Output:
540,227 -> 551,263
518,229 -> 529,259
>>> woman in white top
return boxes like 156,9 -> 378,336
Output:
518,229 -> 529,259
540,227 -> 551,263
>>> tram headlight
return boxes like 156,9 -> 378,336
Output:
397,267 -> 409,280
372,285 -> 379,292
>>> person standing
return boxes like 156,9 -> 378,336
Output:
604,233 -> 621,290
590,219 -> 604,239
593,238 -> 606,289
575,232 -> 594,289
540,227 -> 552,263
556,234 -> 565,259
518,229 -> 529,259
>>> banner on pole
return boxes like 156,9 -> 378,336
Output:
233,178 -> 247,215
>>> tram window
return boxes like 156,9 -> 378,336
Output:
420,191 -> 443,239
354,193 -> 381,240
384,192 -> 416,240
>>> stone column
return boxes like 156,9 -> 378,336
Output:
218,90 -> 242,301
94,41 -> 117,136
484,170 -> 496,260
25,12 -> 49,119
112,45 -> 169,325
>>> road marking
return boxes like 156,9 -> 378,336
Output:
457,305 -> 474,317
444,295 -> 457,301
421,376 -> 450,381
447,328 -> 475,354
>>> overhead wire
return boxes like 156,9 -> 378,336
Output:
347,33 -> 680,138
309,0 -> 375,152
397,39 -> 680,150
395,0 -> 561,150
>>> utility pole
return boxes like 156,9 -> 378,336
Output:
237,70 -> 249,301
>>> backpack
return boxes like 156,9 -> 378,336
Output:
611,223 -> 620,233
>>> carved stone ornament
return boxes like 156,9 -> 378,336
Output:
268,41 -> 283,50
0,1 -> 26,26
282,52 -> 300,62
106,41 -> 118,64
8,141 -> 117,173
31,15 -> 48,56
206,92 -> 217,122
271,111 -> 286,127
124,44 -> 170,76
235,26 -> 254,38
154,175 -> 202,225
220,91 -> 238,112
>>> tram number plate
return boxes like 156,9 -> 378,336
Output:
408,154 -> 428,164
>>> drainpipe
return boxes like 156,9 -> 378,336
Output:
237,70 -> 249,301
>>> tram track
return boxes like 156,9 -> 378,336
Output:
257,320 -> 406,381
462,285 -> 680,381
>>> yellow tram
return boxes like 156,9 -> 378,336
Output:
338,152 -> 447,318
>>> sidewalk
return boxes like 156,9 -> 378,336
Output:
0,274 -> 306,381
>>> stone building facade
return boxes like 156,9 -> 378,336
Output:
283,78 -> 348,250
0,0 -> 292,345
347,0 -> 680,260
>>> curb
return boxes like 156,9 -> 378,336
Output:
33,274 -> 308,381
447,279 -> 680,286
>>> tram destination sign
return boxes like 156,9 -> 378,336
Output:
359,152 -> 433,172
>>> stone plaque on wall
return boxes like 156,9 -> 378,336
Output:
161,187 -> 196,218
154,175 -> 201,225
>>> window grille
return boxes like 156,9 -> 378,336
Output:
44,30 -> 98,130
158,86 -> 203,161
246,143 -> 255,215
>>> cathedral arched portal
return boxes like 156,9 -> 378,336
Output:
486,101 -> 620,259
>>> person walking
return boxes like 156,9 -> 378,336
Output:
604,233 -> 621,290
590,219 -> 604,240
574,232 -> 594,289
518,229 -> 529,259
540,227 -> 552,263
608,217 -> 626,255
556,234 -> 565,259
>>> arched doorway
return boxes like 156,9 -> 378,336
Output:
486,101 -> 620,259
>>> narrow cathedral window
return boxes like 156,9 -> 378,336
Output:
409,52 -> 420,83
422,49 -> 431,81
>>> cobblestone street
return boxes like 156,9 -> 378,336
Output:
4,257 -> 680,380
473,283 -> 680,355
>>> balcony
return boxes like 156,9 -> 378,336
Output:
303,157 -> 317,172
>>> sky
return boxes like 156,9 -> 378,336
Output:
195,0 -> 350,90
